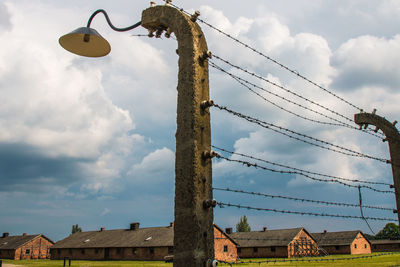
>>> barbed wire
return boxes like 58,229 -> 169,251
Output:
209,61 -> 384,139
212,54 -> 356,123
212,145 -> 392,186
217,202 -> 396,221
215,154 -> 393,193
213,187 -> 394,211
218,252 -> 398,265
358,186 -> 376,234
212,103 -> 390,163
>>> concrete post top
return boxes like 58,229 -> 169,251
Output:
355,112 -> 400,141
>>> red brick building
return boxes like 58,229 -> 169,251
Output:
370,239 -> 400,252
51,223 -> 237,262
311,230 -> 371,255
0,232 -> 54,260
229,227 -> 319,258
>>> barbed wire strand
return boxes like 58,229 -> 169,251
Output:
212,103 -> 390,163
359,186 -> 376,234
212,54 -> 356,123
217,201 -> 396,221
215,235 -> 366,242
213,187 -> 394,211
218,252 -> 398,265
212,145 -> 392,186
215,154 -> 393,193
209,61 -> 384,139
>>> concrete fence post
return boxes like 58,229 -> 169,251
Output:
355,112 -> 400,224
141,5 -> 214,266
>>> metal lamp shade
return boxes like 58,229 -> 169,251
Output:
59,27 -> 111,57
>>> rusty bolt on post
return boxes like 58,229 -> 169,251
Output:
202,150 -> 219,160
203,199 -> 217,209
200,100 -> 214,110
191,11 -> 201,22
199,50 -> 212,61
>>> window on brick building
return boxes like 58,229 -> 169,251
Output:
364,244 -> 367,249
149,247 -> 154,254
25,249 -> 30,255
168,246 -> 173,254
132,248 -> 137,254
95,248 -> 99,254
271,246 -> 276,252
116,248 -> 121,254
253,247 -> 258,253
57,249 -> 61,254
224,245 -> 228,252
398,244 -> 400,248
354,244 -> 357,249
335,246 -> 340,250
237,248 -> 241,253
69,248 -> 72,255
81,249 -> 85,255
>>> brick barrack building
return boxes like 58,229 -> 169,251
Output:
51,222 -> 237,262
229,227 -> 319,258
0,232 -> 54,260
311,230 -> 371,255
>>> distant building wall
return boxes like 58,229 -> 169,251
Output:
371,241 -> 400,252
288,229 -> 319,258
350,233 -> 371,254
0,236 -> 53,260
51,246 -> 171,261
213,227 -> 237,262
238,246 -> 288,258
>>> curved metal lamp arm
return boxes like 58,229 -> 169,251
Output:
87,9 -> 141,32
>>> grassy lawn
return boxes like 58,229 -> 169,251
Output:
2,253 -> 400,266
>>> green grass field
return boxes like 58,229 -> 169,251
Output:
2,253 -> 400,267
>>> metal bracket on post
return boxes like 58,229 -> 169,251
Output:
355,111 -> 400,225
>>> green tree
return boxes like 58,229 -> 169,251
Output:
71,224 -> 82,234
236,215 -> 251,232
375,223 -> 400,240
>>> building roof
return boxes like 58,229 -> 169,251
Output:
0,234 -> 53,250
311,230 -> 368,246
230,228 -> 310,247
52,226 -> 174,249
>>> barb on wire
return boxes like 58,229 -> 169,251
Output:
209,61 -> 383,139
212,54 -> 355,123
213,187 -> 394,211
217,201 -> 396,221
212,102 -> 390,163
212,145 -> 392,186
218,252 -> 397,265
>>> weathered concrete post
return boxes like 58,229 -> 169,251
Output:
355,112 -> 400,224
141,5 -> 214,266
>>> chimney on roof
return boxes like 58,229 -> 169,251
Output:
22,233 -> 27,236
323,230 -> 327,234
169,222 -> 174,227
100,227 -> 105,232
2,232 -> 9,238
263,227 -> 268,232
130,222 -> 140,230
225,228 -> 232,234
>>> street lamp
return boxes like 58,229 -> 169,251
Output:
59,4 -> 215,266
59,9 -> 141,57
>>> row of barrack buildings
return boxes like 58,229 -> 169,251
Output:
1,223 -> 400,262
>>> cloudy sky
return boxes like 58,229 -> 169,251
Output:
1,0 -> 400,241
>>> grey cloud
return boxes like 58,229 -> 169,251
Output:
0,142 -> 92,193
0,3 -> 11,31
